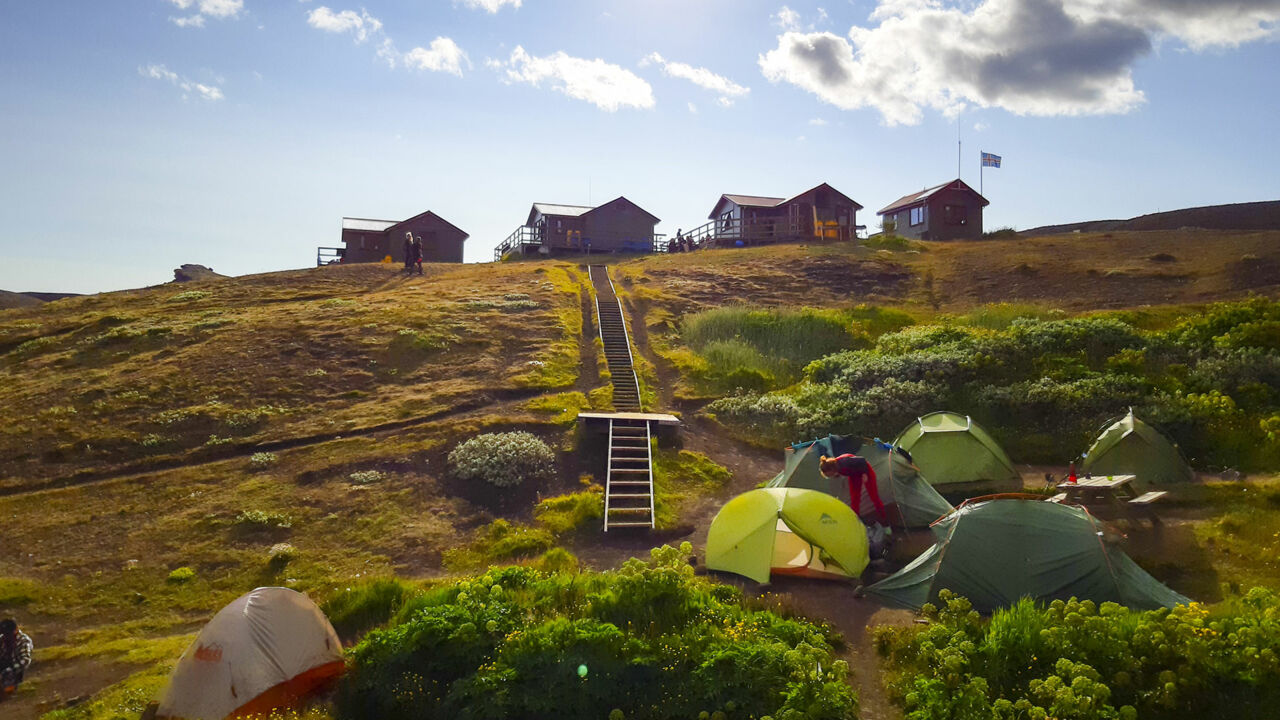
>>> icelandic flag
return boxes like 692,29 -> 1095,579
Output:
981,151 -> 1002,168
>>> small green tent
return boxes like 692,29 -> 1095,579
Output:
1083,409 -> 1194,485
865,498 -> 1189,613
766,435 -> 953,527
894,411 -> 1020,488
706,488 -> 870,584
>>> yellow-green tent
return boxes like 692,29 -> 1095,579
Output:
1083,409 -> 1194,485
705,488 -> 870,584
894,411 -> 1020,488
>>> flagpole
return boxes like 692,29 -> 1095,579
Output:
980,152 -> 984,196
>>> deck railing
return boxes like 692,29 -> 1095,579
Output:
316,247 -> 344,266
493,227 -> 668,261
666,216 -> 858,252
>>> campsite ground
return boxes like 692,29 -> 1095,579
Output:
3,229 -> 1280,718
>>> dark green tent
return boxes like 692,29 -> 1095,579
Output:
865,498 -> 1188,613
766,435 -> 954,528
1083,409 -> 1194,485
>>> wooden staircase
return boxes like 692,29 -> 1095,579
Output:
604,418 -> 655,529
588,265 -> 654,530
589,265 -> 642,412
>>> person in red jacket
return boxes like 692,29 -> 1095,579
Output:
820,454 -> 890,526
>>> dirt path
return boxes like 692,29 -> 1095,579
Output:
582,275 -> 906,718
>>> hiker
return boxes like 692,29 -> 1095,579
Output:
820,454 -> 890,526
0,618 -> 32,696
410,235 -> 424,275
402,232 -> 414,273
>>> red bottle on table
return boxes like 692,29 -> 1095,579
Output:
1067,461 -> 1078,484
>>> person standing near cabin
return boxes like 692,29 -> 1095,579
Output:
411,235 -> 424,275
402,232 -> 414,273
0,618 -> 32,696
820,454 -> 890,526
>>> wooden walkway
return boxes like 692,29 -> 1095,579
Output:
587,265 -> 654,529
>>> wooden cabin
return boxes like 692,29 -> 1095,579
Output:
699,182 -> 862,246
877,179 -> 989,241
496,196 -> 660,259
336,210 -> 468,264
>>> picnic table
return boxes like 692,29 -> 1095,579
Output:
1046,474 -> 1168,523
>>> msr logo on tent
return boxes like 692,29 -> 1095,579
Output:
819,513 -> 836,524
194,643 -> 223,662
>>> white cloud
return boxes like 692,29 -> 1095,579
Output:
688,102 -> 699,114
460,0 -> 522,12
139,64 -> 225,101
403,37 -> 471,76
307,6 -> 383,43
1065,0 -> 1280,50
808,117 -> 827,125
641,52 -> 749,106
774,5 -> 801,30
165,0 -> 242,25
974,121 -> 989,131
494,46 -> 655,111
198,0 -> 243,18
760,0 -> 1280,126
760,0 -> 1152,125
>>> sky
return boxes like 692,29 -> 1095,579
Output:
2,0 -> 1279,294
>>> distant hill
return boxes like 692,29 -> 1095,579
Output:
1022,200 -> 1280,236
0,290 -> 43,310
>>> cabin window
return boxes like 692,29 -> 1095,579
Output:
943,204 -> 967,226
910,206 -> 925,226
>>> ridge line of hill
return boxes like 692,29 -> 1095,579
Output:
1020,199 -> 1280,236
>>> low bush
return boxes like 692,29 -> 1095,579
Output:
233,509 -> 293,530
447,431 -> 556,488
534,490 -> 604,534
337,544 -> 857,720
442,520 -> 557,571
348,470 -> 385,485
166,567 -> 196,584
323,578 -> 416,639
249,452 -> 277,469
876,588 -> 1280,720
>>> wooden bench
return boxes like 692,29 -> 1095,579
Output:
1045,492 -> 1069,504
1128,491 -> 1168,506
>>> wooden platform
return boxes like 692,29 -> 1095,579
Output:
577,412 -> 681,426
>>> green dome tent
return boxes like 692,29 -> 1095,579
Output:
1083,409 -> 1194,485
766,435 -> 953,527
865,498 -> 1189,613
705,488 -> 870,584
894,411 -> 1020,488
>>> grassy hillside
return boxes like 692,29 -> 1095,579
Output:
2,230 -> 1279,718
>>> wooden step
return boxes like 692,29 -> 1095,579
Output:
609,493 -> 651,499
608,507 -> 652,514
607,522 -> 652,528
609,479 -> 651,486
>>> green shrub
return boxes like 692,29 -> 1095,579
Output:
448,431 -> 556,488
534,490 -> 604,534
167,290 -> 211,303
336,544 -> 857,720
877,588 -> 1280,720
0,577 -> 40,606
348,470 -> 385,485
323,578 -> 416,639
234,509 -> 293,529
249,452 -> 277,469
267,543 -> 297,571
166,567 -> 196,584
